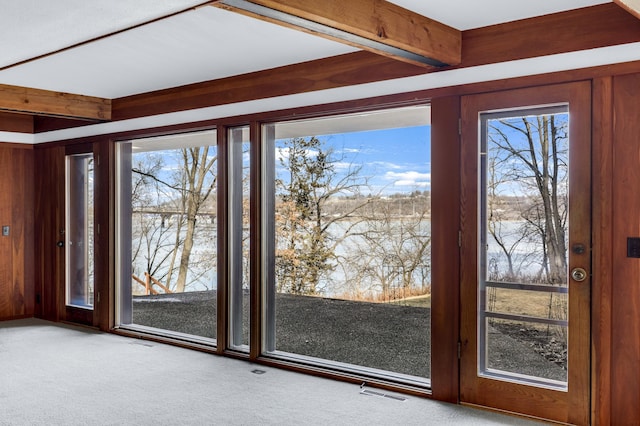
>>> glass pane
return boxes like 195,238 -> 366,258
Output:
486,318 -> 567,383
66,153 -> 94,309
487,287 -> 567,319
229,127 -> 250,350
117,130 -> 218,343
263,106 -> 431,383
479,107 -> 569,387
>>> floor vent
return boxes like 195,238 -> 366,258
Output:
359,385 -> 407,402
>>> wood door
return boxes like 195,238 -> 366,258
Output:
460,82 -> 591,424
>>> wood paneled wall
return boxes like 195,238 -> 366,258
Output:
0,113 -> 33,133
608,72 -> 640,424
0,145 -> 34,320
591,76 -> 614,425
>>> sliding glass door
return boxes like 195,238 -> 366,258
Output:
116,130 -> 218,343
113,106 -> 433,387
262,106 -> 432,385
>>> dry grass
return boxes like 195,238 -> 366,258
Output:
333,288 -> 431,306
489,288 -> 567,320
389,294 -> 431,308
385,287 -> 567,316
334,287 -> 565,317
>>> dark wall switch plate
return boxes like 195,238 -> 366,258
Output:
627,237 -> 640,258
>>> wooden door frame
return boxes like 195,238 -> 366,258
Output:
459,81 -> 592,424
430,96 -> 462,403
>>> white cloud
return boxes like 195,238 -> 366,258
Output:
385,170 -> 431,181
369,161 -> 404,170
333,161 -> 353,171
275,147 -> 320,163
384,171 -> 431,187
395,180 -> 430,187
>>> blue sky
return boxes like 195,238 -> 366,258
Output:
275,125 -> 431,197
130,123 -> 432,200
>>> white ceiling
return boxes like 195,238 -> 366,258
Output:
388,0 -> 609,30
0,0 -> 615,99
0,0 -> 209,68
0,5 -> 357,98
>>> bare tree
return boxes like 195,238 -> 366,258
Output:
487,113 -> 569,339
130,146 -> 217,293
340,194 -> 431,302
131,154 -> 183,287
486,154 -> 539,282
488,114 -> 568,284
172,147 -> 217,293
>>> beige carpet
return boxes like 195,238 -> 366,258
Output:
0,318 -> 543,425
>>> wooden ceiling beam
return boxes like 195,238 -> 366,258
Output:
614,0 -> 640,19
213,0 -> 461,68
0,84 -> 111,121
112,3 -> 640,122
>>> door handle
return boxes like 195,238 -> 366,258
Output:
571,267 -> 587,282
